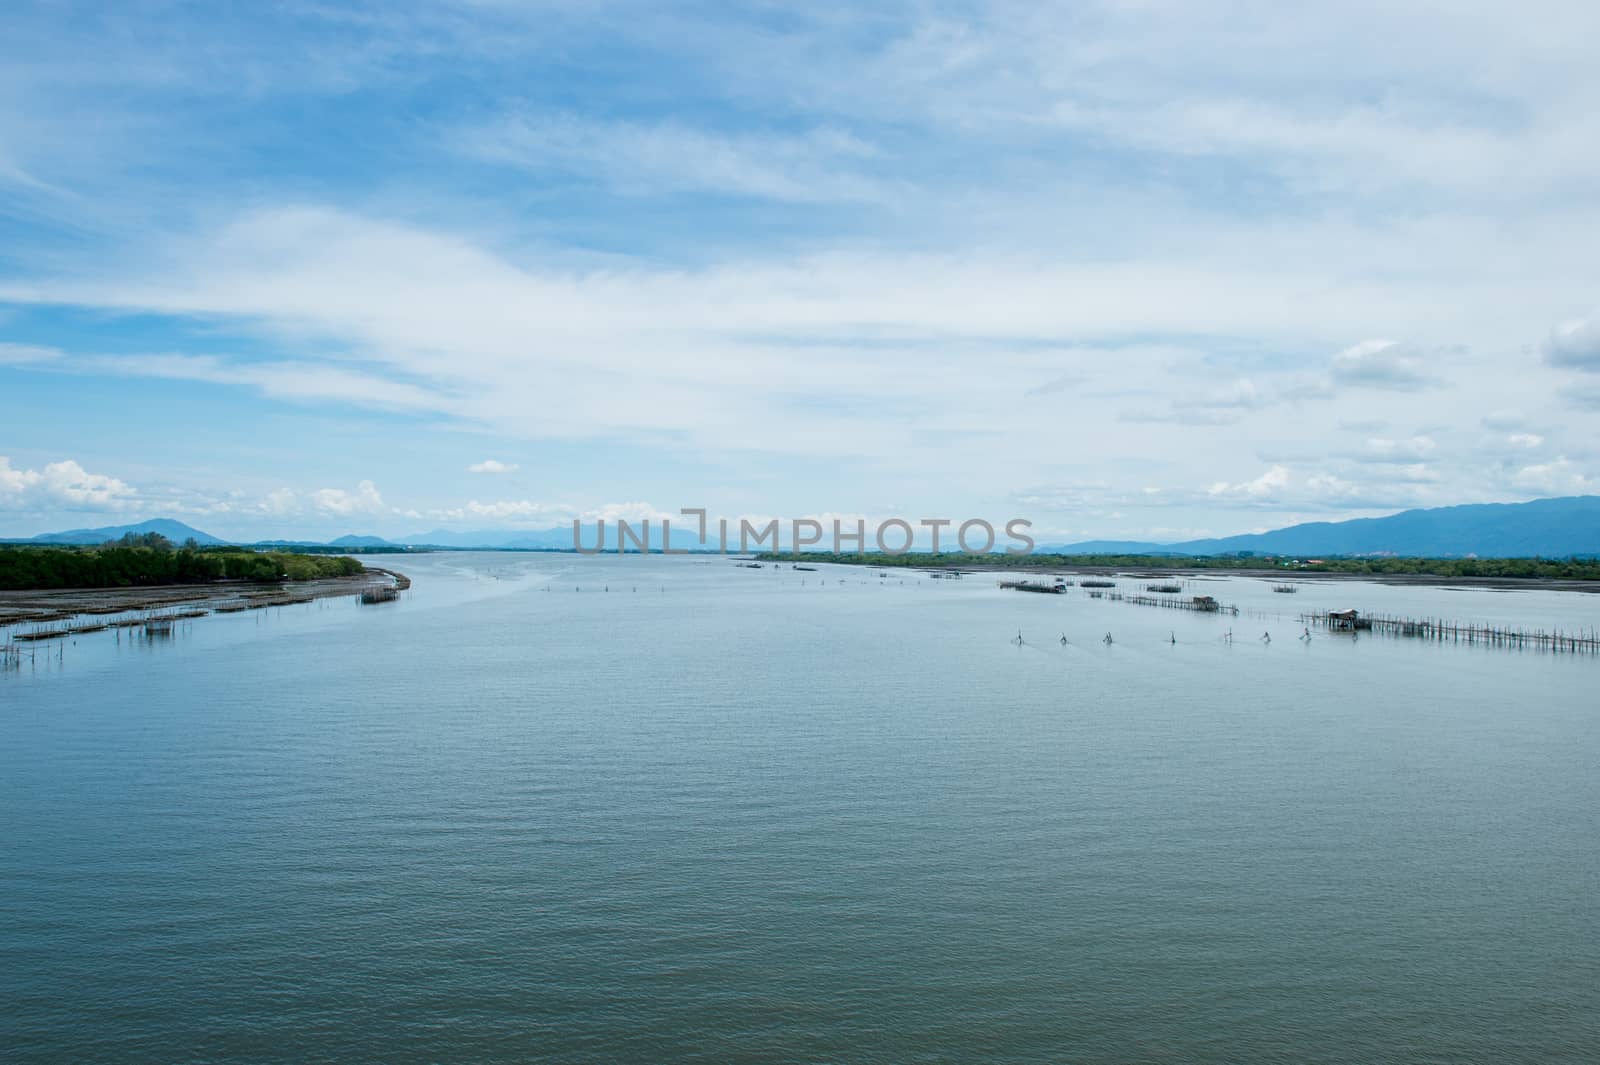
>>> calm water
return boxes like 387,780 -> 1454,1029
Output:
4,554 -> 1598,1063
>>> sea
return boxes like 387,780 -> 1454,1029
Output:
3,553 -> 1597,1063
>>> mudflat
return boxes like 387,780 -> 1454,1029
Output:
0,571 -> 396,627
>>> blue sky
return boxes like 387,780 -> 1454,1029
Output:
3,0 -> 1599,541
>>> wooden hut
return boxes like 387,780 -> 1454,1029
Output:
1327,608 -> 1368,631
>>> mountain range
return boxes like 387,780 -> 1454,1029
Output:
1041,496 -> 1600,558
6,496 -> 1599,557
6,518 -> 231,546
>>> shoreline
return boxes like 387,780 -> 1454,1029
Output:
0,568 -> 405,628
784,557 -> 1600,595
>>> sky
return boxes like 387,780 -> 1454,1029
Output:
2,0 -> 1599,543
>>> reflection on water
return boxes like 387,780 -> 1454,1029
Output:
3,554 -> 1597,1063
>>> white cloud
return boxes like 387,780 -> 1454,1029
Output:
1199,459 -> 1455,512
1543,312 -> 1600,371
1329,340 -> 1435,391
439,499 -> 572,523
786,4 -> 1600,208
0,456 -> 137,510
44,460 -> 135,506
580,502 -> 675,524
1207,465 -> 1291,500
1563,383 -> 1600,410
260,488 -> 298,515
1303,473 -> 1364,501
467,459 -> 518,474
1123,377 -> 1274,425
1481,409 -> 1527,431
311,480 -> 386,516
0,457 -> 43,496
4,4 -> 1600,539
1357,435 -> 1438,463
0,342 -> 62,365
424,499 -> 675,528
80,353 -> 448,413
459,114 -> 886,203
1,204 -> 1588,536
1,205 -> 1532,469
1511,457 -> 1597,495
1013,481 -> 1120,511
1507,433 -> 1544,449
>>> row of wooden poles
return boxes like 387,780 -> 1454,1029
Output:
1117,594 -> 1234,614
1301,611 -> 1599,654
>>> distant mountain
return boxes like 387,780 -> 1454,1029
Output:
1043,496 -> 1600,558
1176,496 -> 1600,557
18,518 -> 228,546
1036,539 -> 1188,555
9,496 -> 1597,557
327,534 -> 396,548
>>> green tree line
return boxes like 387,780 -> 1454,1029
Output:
0,540 -> 365,590
755,551 -> 1600,581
